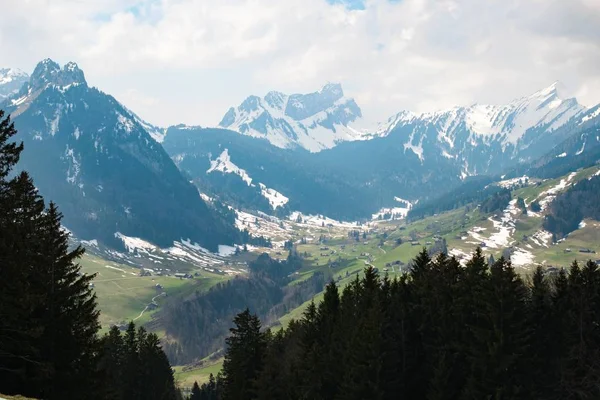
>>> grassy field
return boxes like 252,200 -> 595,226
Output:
79,254 -> 229,329
174,359 -> 224,388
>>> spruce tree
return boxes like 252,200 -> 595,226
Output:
190,382 -> 201,400
337,267 -> 383,400
221,309 -> 266,400
463,257 -> 530,399
527,266 -> 557,397
33,202 -> 99,398
0,111 -> 100,399
97,326 -> 126,400
0,172 -> 47,394
139,330 -> 177,400
123,322 -> 142,400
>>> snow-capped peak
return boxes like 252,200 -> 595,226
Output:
219,83 -> 378,152
529,80 -> 567,103
0,68 -> 28,85
0,68 -> 29,100
368,81 -> 589,177
380,81 -> 585,144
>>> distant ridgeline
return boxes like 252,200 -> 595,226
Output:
199,249 -> 600,400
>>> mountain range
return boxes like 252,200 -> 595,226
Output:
1,58 -> 599,253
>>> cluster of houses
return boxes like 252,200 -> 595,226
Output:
139,267 -> 173,277
563,248 -> 598,254
138,267 -> 197,279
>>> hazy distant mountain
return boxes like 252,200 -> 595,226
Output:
2,59 -> 238,251
0,67 -> 29,100
219,83 -> 380,152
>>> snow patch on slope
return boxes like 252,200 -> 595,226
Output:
288,211 -> 360,229
468,199 -> 519,249
580,107 -> 600,124
531,230 -> 552,248
537,172 -> 577,210
207,149 -> 253,185
511,248 -> 535,268
258,183 -> 288,209
64,145 -> 81,185
115,232 -> 157,253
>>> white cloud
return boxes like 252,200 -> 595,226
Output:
1,0 -> 599,127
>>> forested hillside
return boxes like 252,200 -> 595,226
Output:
407,176 -> 500,220
544,174 -> 600,238
161,252 -> 326,365
200,249 -> 600,400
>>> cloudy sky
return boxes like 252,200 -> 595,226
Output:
2,0 -> 599,127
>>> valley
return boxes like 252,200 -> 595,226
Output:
78,164 -> 600,387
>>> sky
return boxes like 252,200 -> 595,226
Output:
1,0 -> 600,127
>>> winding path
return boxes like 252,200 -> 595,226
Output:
133,292 -> 166,322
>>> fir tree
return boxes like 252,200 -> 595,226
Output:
190,382 -> 202,400
463,257 -> 531,399
221,309 -> 267,400
0,111 -> 100,399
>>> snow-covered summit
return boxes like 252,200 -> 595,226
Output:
219,83 -> 380,152
0,67 -> 28,85
0,67 -> 29,100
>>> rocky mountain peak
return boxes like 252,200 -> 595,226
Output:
264,91 -> 287,110
320,82 -> 344,98
30,59 -> 86,91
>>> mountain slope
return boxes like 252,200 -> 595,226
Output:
505,106 -> 600,180
162,126 -> 377,220
2,59 -> 238,251
219,83 -> 378,152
